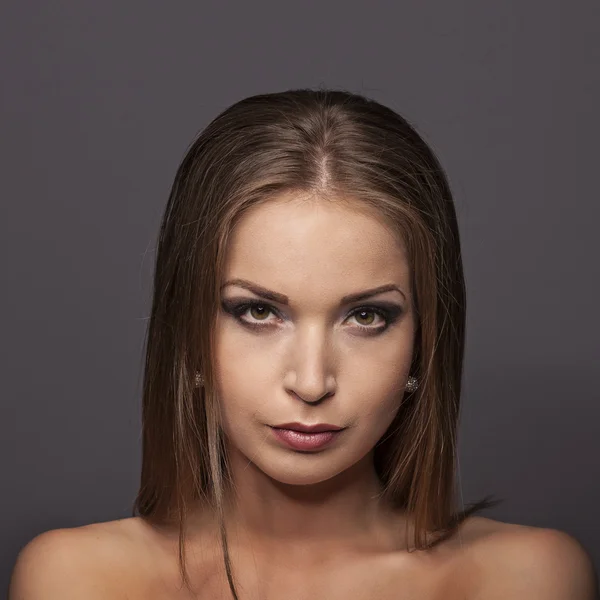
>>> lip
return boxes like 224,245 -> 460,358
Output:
272,422 -> 344,433
270,427 -> 343,451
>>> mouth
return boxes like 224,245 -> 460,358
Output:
269,426 -> 344,451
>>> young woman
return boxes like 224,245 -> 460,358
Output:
10,89 -> 596,599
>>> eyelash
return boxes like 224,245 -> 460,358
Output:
222,300 -> 402,334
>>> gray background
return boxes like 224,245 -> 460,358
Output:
2,0 -> 598,592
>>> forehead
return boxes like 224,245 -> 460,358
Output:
222,192 -> 410,295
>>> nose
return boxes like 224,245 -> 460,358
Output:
284,326 -> 336,404
288,378 -> 336,405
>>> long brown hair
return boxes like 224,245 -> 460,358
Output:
133,88 -> 502,598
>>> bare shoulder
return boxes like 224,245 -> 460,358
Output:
458,517 -> 598,599
8,518 -> 149,600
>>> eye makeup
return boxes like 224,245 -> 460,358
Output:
220,298 -> 404,335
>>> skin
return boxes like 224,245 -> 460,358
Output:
210,190 -> 417,566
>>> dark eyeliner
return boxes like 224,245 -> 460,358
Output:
349,303 -> 403,333
221,298 -> 403,332
221,299 -> 280,330
221,298 -> 279,318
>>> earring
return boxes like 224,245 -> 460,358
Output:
195,372 -> 204,387
405,375 -> 419,393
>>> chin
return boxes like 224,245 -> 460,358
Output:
265,465 -> 347,486
253,451 -> 360,486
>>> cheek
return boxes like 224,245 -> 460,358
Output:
358,382 -> 405,427
347,337 -> 414,403
348,345 -> 413,431
214,313 -> 271,383
214,314 -> 248,390
214,372 -> 253,432
214,331 -> 270,431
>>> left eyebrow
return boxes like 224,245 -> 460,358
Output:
220,278 -> 406,305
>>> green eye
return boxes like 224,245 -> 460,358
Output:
248,304 -> 271,321
221,299 -> 403,334
352,309 -> 377,326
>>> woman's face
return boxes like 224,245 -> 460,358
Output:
214,192 -> 416,486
